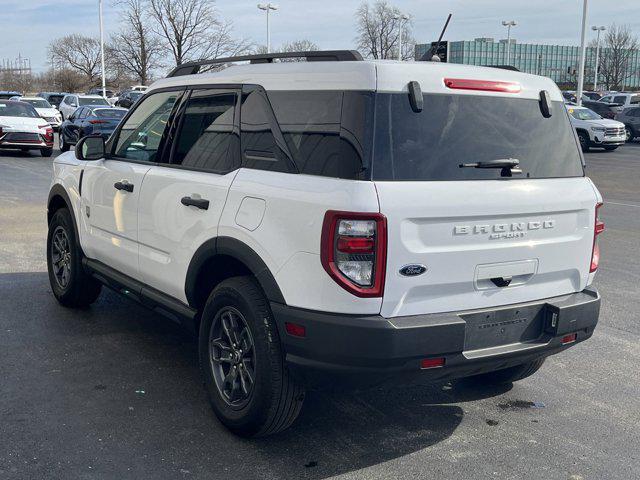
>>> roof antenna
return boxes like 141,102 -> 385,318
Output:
420,13 -> 452,62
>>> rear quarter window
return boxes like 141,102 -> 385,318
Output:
267,91 -> 373,179
372,93 -> 584,181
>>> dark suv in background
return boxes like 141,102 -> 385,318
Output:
583,100 -> 622,119
36,92 -> 70,109
615,106 -> 640,141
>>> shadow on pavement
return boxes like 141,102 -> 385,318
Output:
0,272 -> 510,479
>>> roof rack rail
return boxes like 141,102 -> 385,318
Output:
166,50 -> 363,78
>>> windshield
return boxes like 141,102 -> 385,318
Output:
372,93 -> 583,181
0,102 -> 39,118
79,97 -> 109,106
23,99 -> 52,109
569,108 -> 601,121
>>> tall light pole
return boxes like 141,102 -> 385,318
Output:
592,25 -> 606,92
257,3 -> 278,53
98,0 -> 106,98
576,0 -> 589,106
501,20 -> 517,65
392,13 -> 410,61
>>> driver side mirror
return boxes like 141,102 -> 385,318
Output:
76,135 -> 105,161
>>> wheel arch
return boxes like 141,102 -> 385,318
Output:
185,236 -> 286,312
47,184 -> 82,252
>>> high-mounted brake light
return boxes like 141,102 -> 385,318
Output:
321,211 -> 387,297
444,78 -> 521,93
590,202 -> 605,273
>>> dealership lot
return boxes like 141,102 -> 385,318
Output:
0,142 -> 639,479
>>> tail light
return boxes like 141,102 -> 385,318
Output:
590,202 -> 605,273
444,78 -> 521,93
89,119 -> 107,124
321,211 -> 387,297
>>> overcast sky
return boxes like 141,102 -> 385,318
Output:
2,0 -> 640,73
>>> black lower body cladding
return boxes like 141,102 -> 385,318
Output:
271,288 -> 600,388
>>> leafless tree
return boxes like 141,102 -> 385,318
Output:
110,0 -> 162,85
254,40 -> 320,61
49,34 -> 103,84
149,0 -> 251,67
354,1 -> 415,60
590,24 -> 639,90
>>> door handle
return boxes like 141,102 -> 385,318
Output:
114,181 -> 134,193
181,196 -> 209,210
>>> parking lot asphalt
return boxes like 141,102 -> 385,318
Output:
0,141 -> 639,480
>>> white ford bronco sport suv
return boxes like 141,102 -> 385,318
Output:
46,50 -> 603,437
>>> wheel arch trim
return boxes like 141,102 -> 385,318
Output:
185,236 -> 286,307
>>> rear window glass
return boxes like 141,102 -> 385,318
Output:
267,91 -> 373,179
372,94 -> 583,181
95,109 -> 126,119
79,97 -> 109,106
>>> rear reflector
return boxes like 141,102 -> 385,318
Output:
444,78 -> 521,93
285,322 -> 306,338
561,333 -> 577,345
420,357 -> 446,369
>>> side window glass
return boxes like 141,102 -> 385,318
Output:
79,108 -> 88,119
172,90 -> 239,173
113,90 -> 180,162
614,96 -> 626,104
240,88 -> 292,173
267,91 -> 371,179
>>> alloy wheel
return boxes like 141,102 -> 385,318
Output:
209,306 -> 256,408
51,226 -> 72,289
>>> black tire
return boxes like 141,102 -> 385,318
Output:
199,276 -> 304,437
41,147 -> 53,157
47,208 -> 102,308
59,133 -> 70,152
604,145 -> 618,151
578,131 -> 590,152
625,125 -> 635,142
468,358 -> 546,385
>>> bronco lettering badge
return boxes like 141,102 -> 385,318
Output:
453,220 -> 556,240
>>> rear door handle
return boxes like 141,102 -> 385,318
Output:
114,181 -> 134,192
181,196 -> 209,210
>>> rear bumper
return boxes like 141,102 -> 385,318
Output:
271,287 -> 600,387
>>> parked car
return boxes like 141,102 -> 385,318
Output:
130,85 -> 148,92
582,99 -> 621,119
598,92 -> 640,112
11,97 -> 63,131
87,87 -> 115,98
0,90 -> 21,100
58,94 -> 110,120
567,105 -> 626,152
58,106 -> 127,151
36,92 -> 70,109
583,91 -> 602,101
0,100 -> 54,156
46,50 -> 603,437
115,90 -> 144,108
614,106 -> 640,142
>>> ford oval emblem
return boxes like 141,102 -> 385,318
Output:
399,264 -> 427,277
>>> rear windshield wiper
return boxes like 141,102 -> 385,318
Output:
459,158 -> 522,177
